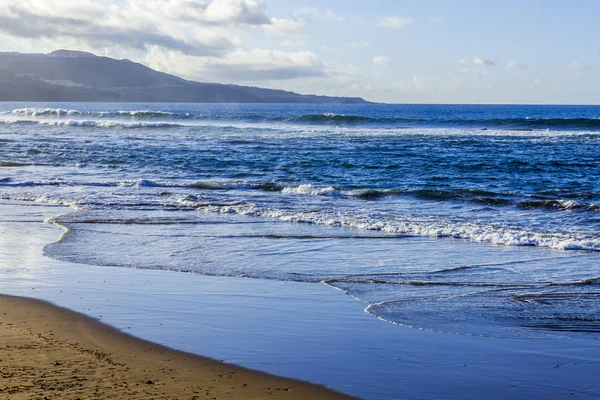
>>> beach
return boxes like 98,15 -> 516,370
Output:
0,293 -> 352,400
1,201 -> 600,399
1,102 -> 600,399
1,0 -> 600,396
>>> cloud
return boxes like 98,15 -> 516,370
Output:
323,10 -> 345,22
377,16 -> 412,29
350,41 -> 370,48
0,0 -> 275,55
459,56 -> 495,66
0,14 -> 229,56
372,55 -> 391,66
0,0 -> 322,83
505,61 -> 528,72
293,7 -> 345,22
125,0 -> 270,26
263,17 -> 304,35
145,47 -> 327,82
280,40 -> 306,47
195,0 -> 270,25
472,56 -> 495,66
570,61 -> 595,71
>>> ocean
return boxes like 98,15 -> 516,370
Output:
1,102 -> 599,338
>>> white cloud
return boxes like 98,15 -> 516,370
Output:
377,16 -> 412,29
324,10 -> 345,22
0,0 -> 273,55
505,61 -> 528,72
570,61 -> 595,71
0,0 -> 330,86
459,56 -> 495,66
263,17 -> 304,35
293,7 -> 345,22
372,55 -> 391,66
280,40 -> 306,48
350,41 -> 370,48
196,0 -> 270,25
144,46 -> 327,82
472,56 -> 496,66
125,0 -> 270,26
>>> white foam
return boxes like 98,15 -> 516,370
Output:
282,184 -> 339,196
10,108 -> 180,119
185,201 -> 600,252
11,108 -> 82,117
34,119 -> 182,128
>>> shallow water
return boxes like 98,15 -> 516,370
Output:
3,204 -> 600,400
1,102 -> 599,337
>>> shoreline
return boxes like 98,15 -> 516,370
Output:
0,293 -> 355,399
2,201 -> 600,399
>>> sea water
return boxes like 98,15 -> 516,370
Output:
1,102 -> 599,338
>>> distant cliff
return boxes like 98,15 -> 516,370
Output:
0,50 -> 369,104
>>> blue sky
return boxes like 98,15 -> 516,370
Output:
1,0 -> 598,103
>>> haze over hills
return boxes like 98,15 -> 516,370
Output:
0,50 -> 368,104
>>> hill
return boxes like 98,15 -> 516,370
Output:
0,50 -> 368,104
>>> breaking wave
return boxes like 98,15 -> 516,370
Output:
10,108 -> 189,119
176,198 -> 600,251
6,108 -> 600,131
1,118 -> 183,129
1,178 -> 597,212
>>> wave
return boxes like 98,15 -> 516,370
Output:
285,114 -> 376,124
517,199 -> 599,211
1,118 -> 184,129
323,278 -> 520,287
10,108 -> 190,119
0,178 -> 259,190
409,188 -> 505,201
176,199 -> 600,251
364,291 -> 600,336
281,184 -> 482,200
7,108 -> 600,131
273,114 -> 600,130
281,184 -> 339,196
281,184 -> 403,199
460,117 -> 600,131
7,181 -> 596,251
2,178 -> 597,212
0,178 -> 510,204
0,161 -> 32,167
325,277 -> 600,289
280,184 -> 599,210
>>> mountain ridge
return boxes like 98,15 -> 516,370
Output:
0,50 -> 369,104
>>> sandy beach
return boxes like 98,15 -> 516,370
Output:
0,293 -> 353,399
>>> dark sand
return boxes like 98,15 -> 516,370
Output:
0,294 -> 356,399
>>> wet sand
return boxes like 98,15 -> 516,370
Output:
0,294 -> 354,400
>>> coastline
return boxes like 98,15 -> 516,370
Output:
1,201 -> 600,399
0,293 -> 354,399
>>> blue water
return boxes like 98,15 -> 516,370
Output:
1,102 -> 599,337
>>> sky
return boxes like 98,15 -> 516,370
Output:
1,0 -> 599,104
